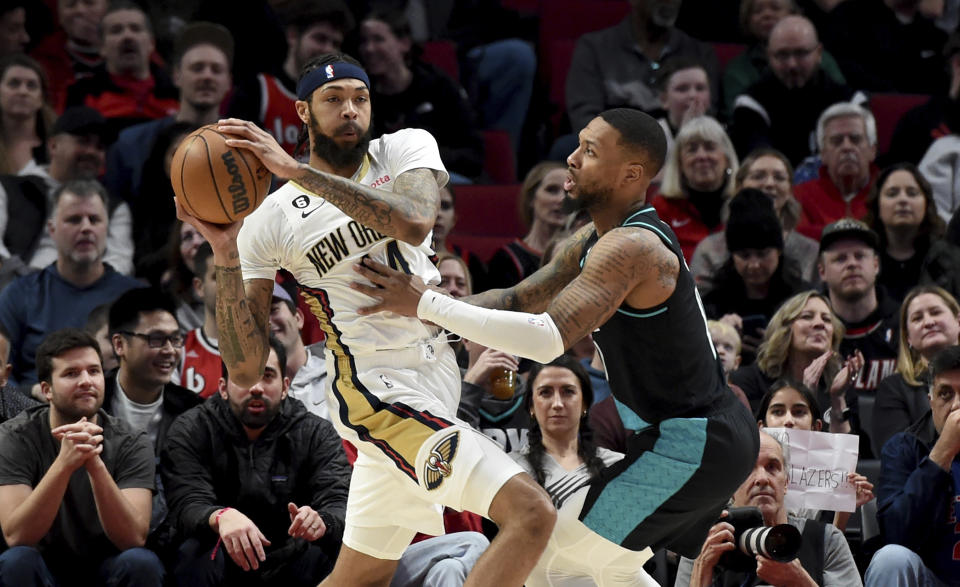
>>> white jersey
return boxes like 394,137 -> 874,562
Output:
239,128 -> 449,357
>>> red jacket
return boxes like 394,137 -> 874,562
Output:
650,194 -> 719,263
795,166 -> 878,240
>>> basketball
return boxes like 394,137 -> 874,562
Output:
170,125 -> 272,224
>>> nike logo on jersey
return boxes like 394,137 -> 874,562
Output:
301,205 -> 324,218
292,194 -> 325,218
671,218 -> 690,228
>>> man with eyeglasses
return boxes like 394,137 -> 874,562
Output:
103,287 -> 202,557
730,15 -> 866,167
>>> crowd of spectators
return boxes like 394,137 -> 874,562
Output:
1,0 -> 960,585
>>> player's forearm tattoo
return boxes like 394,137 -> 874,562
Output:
293,165 -> 438,239
215,265 -> 266,372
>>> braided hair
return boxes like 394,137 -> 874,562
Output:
523,355 -> 606,487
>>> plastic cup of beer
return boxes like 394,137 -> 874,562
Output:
489,367 -> 517,399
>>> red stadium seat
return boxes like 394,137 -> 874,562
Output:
868,93 -> 931,156
482,129 -> 517,183
421,40 -> 459,81
448,184 -> 525,262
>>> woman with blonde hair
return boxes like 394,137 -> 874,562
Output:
874,285 -> 960,451
651,116 -> 738,261
486,160 -> 567,289
729,290 -> 863,433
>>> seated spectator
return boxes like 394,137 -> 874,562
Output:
818,219 -> 899,398
130,121 -> 197,265
795,103 -> 879,240
177,243 -> 221,398
757,379 -> 874,532
708,319 -> 743,379
652,116 -> 738,262
704,189 -> 808,365
358,7 -> 483,182
161,338 -> 348,586
29,0 -> 107,113
729,290 -> 862,427
485,162 -> 566,290
14,106 -> 135,275
0,54 -> 55,175
0,2 -> 29,59
465,338 -> 527,452
0,328 -> 163,586
512,356 -> 654,585
874,286 -> 960,453
564,0 -> 719,135
431,185 -> 487,290
722,0 -> 847,119
0,323 -> 37,423
105,21 -> 233,207
0,180 -> 140,395
883,30 -> 960,166
84,301 -> 118,372
268,280 -> 329,419
226,0 -> 354,156
864,163 -> 960,304
654,56 -> 712,160
65,2 -> 178,140
674,431 -> 863,586
864,345 -> 960,587
730,16 -> 865,166
692,148 -> 820,293
822,0 -> 947,94
137,219 -> 209,332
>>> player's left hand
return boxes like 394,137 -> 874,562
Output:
287,502 -> 326,541
756,556 -> 817,586
352,257 -> 431,317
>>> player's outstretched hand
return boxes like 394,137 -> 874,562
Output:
217,118 -> 300,179
352,257 -> 430,317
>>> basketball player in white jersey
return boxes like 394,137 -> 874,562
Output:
176,53 -> 555,587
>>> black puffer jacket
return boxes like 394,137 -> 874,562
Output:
160,395 -> 349,568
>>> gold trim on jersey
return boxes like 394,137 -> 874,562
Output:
299,283 -> 453,482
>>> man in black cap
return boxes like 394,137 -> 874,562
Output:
0,106 -> 134,277
105,21 -> 234,207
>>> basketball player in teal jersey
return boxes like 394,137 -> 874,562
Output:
352,108 -> 761,571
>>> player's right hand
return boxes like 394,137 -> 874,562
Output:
217,509 -> 272,571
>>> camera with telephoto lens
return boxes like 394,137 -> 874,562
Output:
716,506 -> 802,572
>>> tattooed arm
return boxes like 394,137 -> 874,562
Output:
290,165 -> 439,245
464,223 -> 595,313
353,226 -> 677,355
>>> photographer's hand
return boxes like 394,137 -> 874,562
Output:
755,556 -> 817,586
689,516 -> 735,587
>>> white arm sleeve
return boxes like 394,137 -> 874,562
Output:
417,289 -> 565,363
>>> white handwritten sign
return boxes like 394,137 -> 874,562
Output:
763,427 -> 859,513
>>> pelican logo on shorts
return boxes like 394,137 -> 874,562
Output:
325,64 -> 335,79
424,431 -> 459,490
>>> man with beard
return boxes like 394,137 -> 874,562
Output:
0,179 -> 139,397
0,328 -> 163,586
65,2 -> 178,140
161,337 -> 349,587
105,21 -> 234,207
177,52 -> 557,586
795,103 -> 880,240
15,106 -> 135,275
730,16 -> 866,167
227,0 -> 355,156
349,107 -> 759,582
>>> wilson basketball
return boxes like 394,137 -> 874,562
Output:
170,125 -> 272,224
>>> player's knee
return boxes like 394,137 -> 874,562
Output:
493,475 -> 556,539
